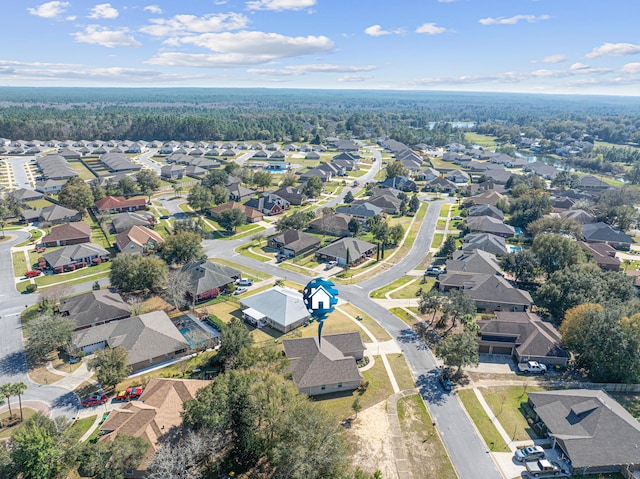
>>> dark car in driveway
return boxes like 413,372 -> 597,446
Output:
438,369 -> 452,392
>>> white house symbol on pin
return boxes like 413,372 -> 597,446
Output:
308,285 -> 333,311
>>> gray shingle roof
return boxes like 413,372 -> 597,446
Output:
111,211 -> 155,233
335,202 -> 382,218
59,290 -> 130,329
240,286 -> 310,329
43,242 -> 110,268
100,152 -> 142,172
180,260 -> 240,296
582,222 -> 633,245
316,237 -> 376,262
446,249 -> 501,275
462,233 -> 508,256
465,215 -> 515,236
528,389 -> 640,469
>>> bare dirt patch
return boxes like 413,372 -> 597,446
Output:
347,401 -> 398,479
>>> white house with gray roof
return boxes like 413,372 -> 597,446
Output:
240,286 -> 310,333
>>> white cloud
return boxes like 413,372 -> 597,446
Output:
88,3 -> 119,19
143,5 -> 162,14
140,13 -> 249,36
247,63 -> 376,76
27,1 -> 69,19
365,25 -> 390,37
531,54 -> 567,64
585,42 -> 640,59
415,23 -> 447,35
337,74 -> 372,82
620,63 -> 640,75
479,14 -> 550,25
74,25 -> 142,48
569,62 -> 589,71
246,0 -> 315,11
147,31 -> 333,67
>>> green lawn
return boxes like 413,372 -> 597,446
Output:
0,408 -> 39,440
480,386 -> 544,442
67,415 -> 97,441
436,219 -> 447,229
337,303 -> 392,342
386,353 -> 415,391
439,204 -> 450,217
370,276 -> 414,299
14,229 -> 44,248
25,198 -> 56,209
465,132 -> 498,148
16,262 -> 112,292
69,161 -> 97,180
431,233 -> 444,249
209,258 -> 271,281
457,389 -> 510,452
236,243 -> 271,262
314,359 -> 393,422
390,276 -> 435,300
390,307 -> 420,327
12,251 -> 28,277
397,394 -> 457,479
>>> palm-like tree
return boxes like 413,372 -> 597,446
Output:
0,383 -> 13,419
11,382 -> 27,422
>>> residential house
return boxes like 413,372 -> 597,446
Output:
379,176 -> 417,192
59,289 -> 130,331
559,209 -> 596,224
209,201 -> 263,224
491,153 -> 528,168
527,389 -> 640,474
116,225 -> 164,255
111,211 -> 155,233
477,312 -> 569,366
333,158 -> 357,171
579,241 -> 621,271
42,243 -> 110,273
34,179 -> 66,194
438,273 -> 533,312
21,205 -> 82,225
305,151 -> 321,160
462,233 -> 509,256
185,165 -> 206,178
227,183 -> 255,202
244,193 -> 290,216
240,286 -> 310,333
578,175 -> 610,193
468,204 -> 505,221
333,139 -> 359,151
37,155 -> 78,180
466,190 -> 505,206
99,378 -> 210,478
446,170 -> 470,184
94,195 -> 147,214
160,164 -> 186,179
553,196 -> 576,210
268,229 -> 321,258
100,152 -> 142,172
316,237 -> 376,266
479,167 -> 513,185
353,189 -> 401,214
58,147 -> 81,159
40,222 -> 91,247
446,249 -> 502,275
525,161 -> 559,180
299,167 -> 333,182
335,202 -> 382,222
272,186 -> 305,206
582,222 -> 633,250
283,333 -> 364,396
9,188 -> 43,202
415,167 -> 439,181
73,311 -> 189,372
181,260 -> 241,302
425,177 -> 458,193
465,216 -> 516,238
308,212 -> 352,237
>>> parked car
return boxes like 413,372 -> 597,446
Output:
25,270 -> 42,278
452,215 -> 463,220
81,394 -> 108,407
518,360 -> 547,374
236,278 -> 254,286
115,387 -> 143,401
525,459 -> 562,476
235,287 -> 248,295
438,370 -> 452,392
515,445 -> 546,462
159,215 -> 170,220
425,266 -> 445,276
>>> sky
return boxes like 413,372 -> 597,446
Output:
2,0 -> 640,95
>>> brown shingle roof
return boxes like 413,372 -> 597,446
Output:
115,225 -> 164,251
41,222 -> 91,245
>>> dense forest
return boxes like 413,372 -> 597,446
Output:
0,87 -> 639,146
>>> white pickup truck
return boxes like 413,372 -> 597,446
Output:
517,360 -> 547,374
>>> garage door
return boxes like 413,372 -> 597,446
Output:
491,346 -> 513,355
479,345 -> 490,354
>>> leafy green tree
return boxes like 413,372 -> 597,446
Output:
500,249 -> 539,283
531,233 -> 586,277
158,230 -> 203,265
388,224 -> 405,245
2,193 -> 25,218
217,208 -> 247,233
418,289 -> 443,325
80,435 -> 149,479
253,171 -> 273,191
276,210 -> 315,231
279,171 -> 297,187
436,235 -> 457,258
173,217 -> 206,238
57,177 -> 93,212
352,396 -> 362,419
551,170 -> 580,190
303,176 -> 323,198
25,313 -> 74,365
117,176 -> 137,197
440,289 -> 476,328
509,190 -> 552,228
348,218 -> 360,236
202,169 -> 229,188
187,184 -> 214,212
217,317 -> 254,369
90,182 -> 105,202
409,194 -> 420,214
210,184 -> 230,205
371,220 -> 390,246
110,254 -> 168,293
344,191 -> 354,203
526,215 -> 582,238
136,169 -> 161,202
536,263 -> 636,320
385,160 -> 409,180
87,347 -> 131,391
435,330 -> 479,377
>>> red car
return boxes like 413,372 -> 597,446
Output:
81,394 -> 108,407
126,387 -> 143,399
25,270 -> 42,278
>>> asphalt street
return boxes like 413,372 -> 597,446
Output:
134,150 -> 161,174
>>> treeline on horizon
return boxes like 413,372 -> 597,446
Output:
0,87 -> 639,145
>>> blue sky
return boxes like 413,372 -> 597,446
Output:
3,0 -> 640,95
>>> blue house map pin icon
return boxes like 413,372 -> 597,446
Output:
302,278 -> 339,346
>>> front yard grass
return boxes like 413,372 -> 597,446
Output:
389,276 -> 435,299
457,389 -> 510,452
236,243 -> 271,262
386,353 -> 415,391
12,251 -> 28,277
370,276 -> 414,299
480,385 -> 544,442
436,219 -> 447,229
398,394 -> 457,479
67,415 -> 98,441
439,204 -> 450,217
431,233 -> 444,249
0,408 -> 39,440
209,258 -> 271,281
313,359 -> 393,422
390,307 -> 421,327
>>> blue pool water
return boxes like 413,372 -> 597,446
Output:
508,246 -> 522,253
